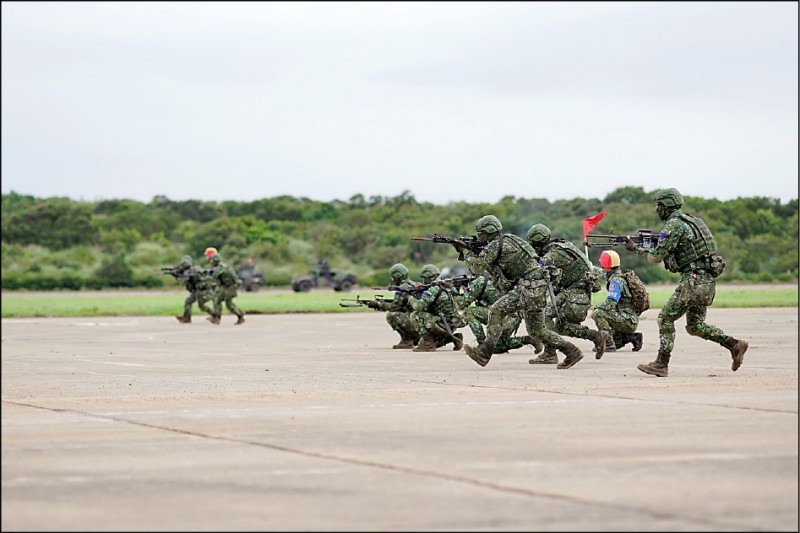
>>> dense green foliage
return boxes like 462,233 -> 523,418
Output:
2,188 -> 797,290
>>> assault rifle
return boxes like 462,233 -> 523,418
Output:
161,266 -> 214,279
584,229 -> 660,249
160,266 -> 185,278
411,234 -> 485,261
376,275 -> 475,294
339,294 -> 393,309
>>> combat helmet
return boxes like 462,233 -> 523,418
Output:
419,264 -> 440,283
179,255 -> 193,269
526,224 -> 551,244
653,188 -> 683,207
204,247 -> 219,259
208,253 -> 222,265
475,215 -> 502,234
389,263 -> 409,282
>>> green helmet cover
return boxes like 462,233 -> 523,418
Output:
526,224 -> 551,243
476,214 -> 502,234
179,255 -> 193,269
419,264 -> 440,280
653,188 -> 684,207
389,263 -> 409,279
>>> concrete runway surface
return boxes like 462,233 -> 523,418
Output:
2,308 -> 797,532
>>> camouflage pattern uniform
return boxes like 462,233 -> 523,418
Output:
207,253 -> 245,325
463,215 -> 584,369
453,271 -> 541,354
172,256 -> 214,323
409,264 -> 465,352
527,224 -> 610,364
369,263 -> 422,349
627,188 -> 748,377
591,267 -> 641,351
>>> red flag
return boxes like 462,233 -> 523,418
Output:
582,212 -> 606,239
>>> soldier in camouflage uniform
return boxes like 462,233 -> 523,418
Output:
408,264 -> 466,352
367,263 -> 421,349
591,250 -> 643,356
454,264 -> 543,355
461,215 -> 584,369
206,253 -> 245,325
174,255 -> 214,324
625,188 -> 748,377
526,224 -> 611,364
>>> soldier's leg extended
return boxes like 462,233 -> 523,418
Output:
685,305 -> 748,371
465,293 -> 519,366
556,299 -> 612,359
208,292 -> 222,324
387,311 -> 419,349
197,291 -> 214,316
638,289 -> 688,377
525,306 -> 583,369
223,292 -> 245,325
178,293 -> 196,323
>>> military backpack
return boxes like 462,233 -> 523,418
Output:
621,269 -> 650,315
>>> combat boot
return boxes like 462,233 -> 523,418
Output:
631,332 -> 644,352
591,330 -> 614,360
452,333 -> 464,351
529,346 -> 558,365
175,315 -> 190,324
721,336 -> 748,371
557,342 -> 584,369
392,338 -> 415,349
638,350 -> 670,377
206,316 -> 220,325
412,335 -> 439,352
235,315 -> 245,325
465,342 -> 492,367
522,335 -> 544,354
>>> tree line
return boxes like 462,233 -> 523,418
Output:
1,187 -> 797,291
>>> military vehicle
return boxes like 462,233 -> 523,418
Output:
292,259 -> 357,292
236,259 -> 266,292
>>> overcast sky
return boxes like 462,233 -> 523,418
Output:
2,2 -> 797,205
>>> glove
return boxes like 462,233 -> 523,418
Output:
625,237 -> 637,252
367,300 -> 380,309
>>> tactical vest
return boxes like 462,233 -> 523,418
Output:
664,213 -> 718,273
546,240 -> 592,288
494,233 -> 538,280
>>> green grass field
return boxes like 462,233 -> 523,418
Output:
1,284 -> 797,318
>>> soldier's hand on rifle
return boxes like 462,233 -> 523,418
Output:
367,300 -> 381,309
450,241 -> 466,253
625,237 -> 637,252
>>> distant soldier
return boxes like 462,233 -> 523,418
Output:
206,253 -> 245,325
172,255 -> 214,324
408,264 -> 465,352
526,223 -> 610,364
591,250 -> 644,355
625,188 -> 747,377
367,263 -> 421,349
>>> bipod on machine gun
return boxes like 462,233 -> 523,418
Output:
584,229 -> 660,249
339,294 -> 394,309
411,234 -> 485,261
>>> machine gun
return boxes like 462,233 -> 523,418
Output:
411,234 -> 485,261
339,294 -> 394,309
584,229 -> 660,249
